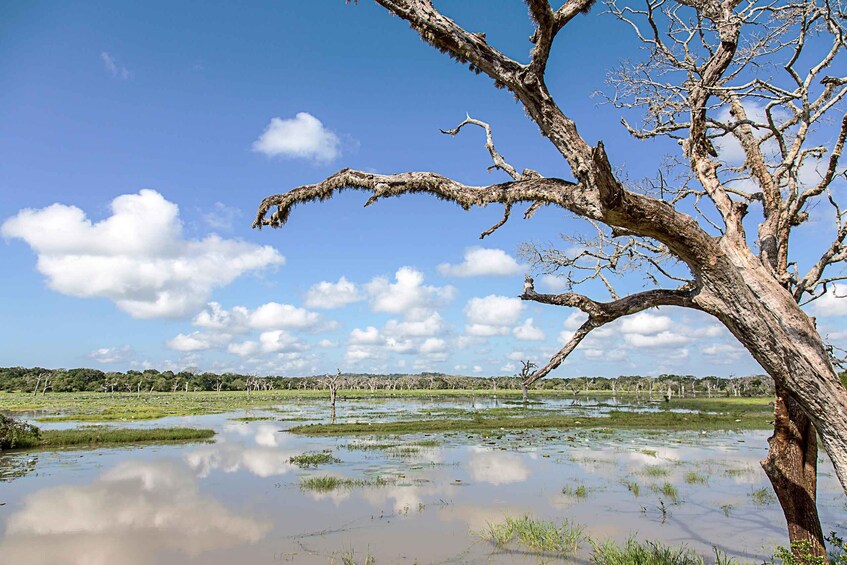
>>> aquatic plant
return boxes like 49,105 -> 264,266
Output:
483,515 -> 584,555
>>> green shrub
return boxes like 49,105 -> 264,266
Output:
0,414 -> 41,449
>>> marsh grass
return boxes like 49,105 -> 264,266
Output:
562,484 -> 589,498
684,471 -> 708,485
590,537 -> 737,565
483,515 -> 583,555
289,451 -> 340,468
643,465 -> 670,478
651,482 -> 680,503
622,479 -> 641,497
749,487 -> 776,506
300,475 -> 392,493
37,427 -> 214,448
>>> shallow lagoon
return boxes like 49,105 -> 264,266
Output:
1,397 -> 845,564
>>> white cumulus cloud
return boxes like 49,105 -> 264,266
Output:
252,112 -> 340,163
465,295 -> 524,336
2,190 -> 284,319
437,247 -> 524,277
304,276 -> 362,309
87,345 -> 135,364
512,318 -> 545,341
367,267 -> 454,315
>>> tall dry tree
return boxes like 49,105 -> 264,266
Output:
253,0 -> 847,554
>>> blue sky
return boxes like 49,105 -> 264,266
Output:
2,1 -> 841,377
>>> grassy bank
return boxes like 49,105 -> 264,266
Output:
290,406 -> 772,435
7,426 -> 215,450
0,390 -> 772,422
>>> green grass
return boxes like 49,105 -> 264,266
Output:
36,427 -> 214,448
299,475 -> 392,493
483,515 -> 583,555
590,537 -> 736,564
622,479 -> 640,497
749,486 -> 776,506
643,465 -> 670,477
0,392 -> 774,424
684,471 -> 708,485
562,484 -> 589,498
653,482 -> 680,503
290,408 -> 772,436
288,451 -> 340,468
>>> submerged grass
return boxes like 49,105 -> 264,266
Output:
299,475 -> 392,493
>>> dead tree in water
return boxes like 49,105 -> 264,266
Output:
321,370 -> 344,408
253,1 -> 847,556
518,360 -> 537,402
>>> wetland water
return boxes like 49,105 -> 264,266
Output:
1,396 -> 845,564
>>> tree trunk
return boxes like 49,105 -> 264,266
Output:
761,390 -> 825,558
521,381 -> 528,403
697,241 -> 847,496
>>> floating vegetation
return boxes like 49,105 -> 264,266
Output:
37,427 -> 215,448
289,451 -> 340,468
652,482 -> 680,503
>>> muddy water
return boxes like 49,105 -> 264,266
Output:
1,399 -> 845,564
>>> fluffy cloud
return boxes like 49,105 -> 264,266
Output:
252,112 -> 340,163
304,276 -> 363,309
87,345 -> 135,364
620,312 -> 673,334
512,318 -> 545,341
437,247 -> 524,277
383,312 -> 447,338
464,295 -> 524,336
166,332 -> 214,352
367,267 -> 454,315
249,302 -> 321,330
349,326 -> 382,345
624,331 -> 691,348
2,190 -> 284,319
811,283 -> 847,316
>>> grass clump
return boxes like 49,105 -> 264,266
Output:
749,486 -> 776,506
652,482 -> 680,503
0,414 -> 41,449
562,484 -> 589,498
39,427 -> 214,448
622,479 -> 640,497
684,471 -> 707,485
289,450 -> 340,468
300,475 -> 391,493
590,537 -> 735,564
483,515 -> 583,556
643,465 -> 670,478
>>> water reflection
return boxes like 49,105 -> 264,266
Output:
466,447 -> 532,485
0,459 -> 270,565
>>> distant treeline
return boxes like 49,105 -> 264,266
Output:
0,366 -> 788,397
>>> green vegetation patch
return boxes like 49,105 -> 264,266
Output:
299,475 -> 392,493
290,408 -> 771,436
590,536 -> 736,565
38,427 -> 215,448
288,451 -> 340,468
483,515 -> 583,556
0,414 -> 41,449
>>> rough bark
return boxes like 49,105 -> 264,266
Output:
761,390 -> 826,557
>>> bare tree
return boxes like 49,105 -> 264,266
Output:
320,369 -> 345,408
518,360 -> 538,402
253,0 -> 847,554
